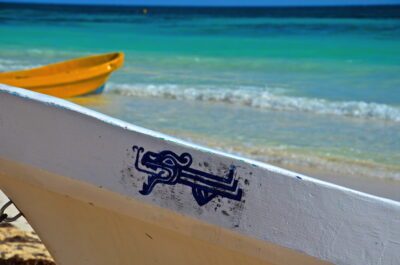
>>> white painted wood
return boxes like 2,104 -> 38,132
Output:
0,84 -> 399,265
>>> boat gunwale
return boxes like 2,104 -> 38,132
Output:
1,83 -> 399,207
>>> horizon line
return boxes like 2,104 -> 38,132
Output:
1,1 -> 400,8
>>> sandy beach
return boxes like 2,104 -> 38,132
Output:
0,223 -> 54,265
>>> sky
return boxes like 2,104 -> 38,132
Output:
2,0 -> 400,5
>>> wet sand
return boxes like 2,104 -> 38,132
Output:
276,163 -> 400,202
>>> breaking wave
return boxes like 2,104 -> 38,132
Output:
0,59 -> 41,72
109,83 -> 400,122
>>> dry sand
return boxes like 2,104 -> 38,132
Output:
0,192 -> 32,232
0,223 -> 54,265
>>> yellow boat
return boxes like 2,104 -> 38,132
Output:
0,52 -> 124,98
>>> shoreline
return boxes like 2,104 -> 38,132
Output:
275,162 -> 400,202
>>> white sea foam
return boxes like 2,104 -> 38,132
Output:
109,83 -> 400,122
0,59 -> 41,72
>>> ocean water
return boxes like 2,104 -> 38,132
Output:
1,3 -> 400,181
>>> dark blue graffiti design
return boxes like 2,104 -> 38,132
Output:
132,146 -> 243,206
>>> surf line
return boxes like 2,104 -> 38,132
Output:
132,146 -> 243,206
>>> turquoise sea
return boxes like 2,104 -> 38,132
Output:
1,3 -> 400,181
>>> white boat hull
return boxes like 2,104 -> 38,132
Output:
0,84 -> 399,265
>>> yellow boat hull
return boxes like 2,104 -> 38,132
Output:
0,52 -> 124,98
